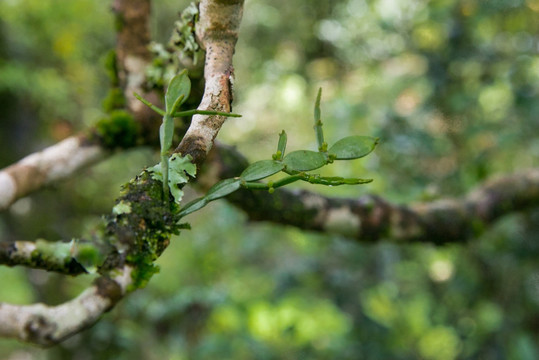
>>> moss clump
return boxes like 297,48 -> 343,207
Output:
94,110 -> 139,149
102,50 -> 119,86
114,13 -> 125,33
102,88 -> 126,113
126,254 -> 160,290
29,240 -> 87,275
104,171 -> 182,290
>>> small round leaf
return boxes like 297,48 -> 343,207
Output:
283,150 -> 327,171
328,136 -> 379,160
241,160 -> 284,181
205,178 -> 242,201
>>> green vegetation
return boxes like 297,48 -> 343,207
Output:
179,89 -> 377,218
94,110 -> 139,149
0,0 -> 537,359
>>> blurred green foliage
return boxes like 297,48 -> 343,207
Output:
0,0 -> 538,359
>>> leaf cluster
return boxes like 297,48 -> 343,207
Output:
179,89 -> 378,218
135,70 -> 241,206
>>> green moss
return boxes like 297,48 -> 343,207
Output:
126,254 -> 160,291
104,171 -> 183,290
94,110 -> 139,149
22,240 -> 88,275
114,13 -> 125,33
102,87 -> 126,113
74,242 -> 104,271
102,50 -> 119,86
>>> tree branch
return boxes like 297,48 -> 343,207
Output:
0,0 -> 246,346
175,0 -> 244,167
112,0 -> 162,141
0,240 -> 87,276
0,136 -> 106,211
0,0 -> 160,212
0,267 -> 131,346
204,144 -> 539,244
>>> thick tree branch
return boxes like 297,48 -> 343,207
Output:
204,145 -> 539,244
112,0 -> 161,141
0,267 -> 131,346
232,170 -> 539,243
0,136 -> 106,211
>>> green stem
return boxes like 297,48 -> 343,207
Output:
133,92 -> 166,116
272,175 -> 303,188
161,153 -> 169,206
241,182 -> 269,190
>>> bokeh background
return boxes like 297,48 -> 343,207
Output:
0,0 -> 538,359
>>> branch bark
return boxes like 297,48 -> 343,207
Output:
204,144 -> 539,244
175,0 -> 244,167
231,169 -> 539,243
0,136 -> 106,211
112,0 -> 162,141
0,240 -> 87,275
0,267 -> 131,346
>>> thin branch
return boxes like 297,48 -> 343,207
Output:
175,0 -> 245,166
0,240 -> 87,276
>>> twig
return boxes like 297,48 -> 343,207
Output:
175,0 -> 245,166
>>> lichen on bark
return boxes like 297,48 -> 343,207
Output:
99,171 -> 183,290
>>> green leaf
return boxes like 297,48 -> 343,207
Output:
303,176 -> 373,186
169,153 -> 196,178
283,150 -> 327,171
240,160 -> 284,181
148,163 -> 163,180
328,136 -> 379,160
167,154 -> 196,203
165,69 -> 191,115
178,197 -> 208,218
276,130 -> 287,159
205,178 -> 242,201
149,154 -> 196,204
169,184 -> 185,205
313,88 -> 325,149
